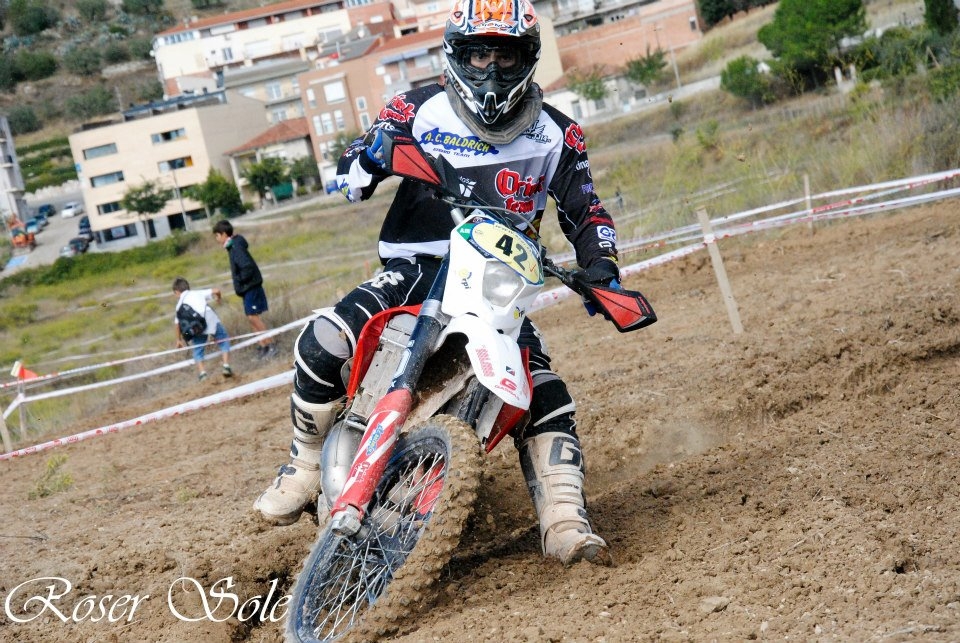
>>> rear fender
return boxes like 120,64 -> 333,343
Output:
439,315 -> 532,410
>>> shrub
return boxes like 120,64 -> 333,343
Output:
928,62 -> 960,100
721,55 -> 775,107
63,46 -> 102,76
120,0 -> 163,15
128,37 -> 153,59
12,48 -> 57,81
103,42 -> 129,64
75,0 -> 108,22
9,0 -> 58,36
7,105 -> 41,134
65,85 -> 115,119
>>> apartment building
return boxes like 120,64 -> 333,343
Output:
0,117 -> 28,223
222,58 -> 312,124
548,0 -> 704,71
152,0 -> 399,97
68,91 -> 266,251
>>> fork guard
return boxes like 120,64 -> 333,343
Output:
439,315 -> 532,411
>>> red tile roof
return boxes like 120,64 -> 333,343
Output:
225,117 -> 311,155
159,0 -> 328,36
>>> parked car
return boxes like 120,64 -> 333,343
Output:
61,201 -> 85,218
34,211 -> 49,228
25,218 -> 40,235
60,237 -> 89,257
38,203 -> 56,217
77,216 -> 93,241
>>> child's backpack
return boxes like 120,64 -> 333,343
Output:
177,303 -> 207,341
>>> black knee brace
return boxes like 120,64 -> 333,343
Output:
294,317 -> 351,404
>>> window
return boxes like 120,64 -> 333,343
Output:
158,156 -> 193,172
359,112 -> 371,130
291,75 -> 300,94
307,88 -> 317,108
333,110 -> 344,131
83,143 -> 118,160
271,109 -> 287,123
223,47 -> 234,61
91,171 -> 124,187
689,17 -> 698,31
103,223 -> 139,241
323,80 -> 345,103
312,115 -> 323,135
266,82 -> 283,100
321,113 -> 334,134
97,201 -> 122,214
151,128 -> 186,144
356,96 -> 367,111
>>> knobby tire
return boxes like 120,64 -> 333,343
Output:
284,415 -> 482,642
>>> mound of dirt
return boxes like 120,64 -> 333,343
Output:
2,202 -> 958,642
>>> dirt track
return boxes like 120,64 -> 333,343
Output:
2,201 -> 958,642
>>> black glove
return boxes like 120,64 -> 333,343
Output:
573,261 -> 621,316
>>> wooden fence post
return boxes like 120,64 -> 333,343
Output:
696,207 -> 744,335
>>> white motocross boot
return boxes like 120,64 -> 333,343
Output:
519,431 -> 613,566
253,394 -> 344,525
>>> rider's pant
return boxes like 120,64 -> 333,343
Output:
292,257 -> 578,439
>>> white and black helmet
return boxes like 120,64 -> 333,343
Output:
442,0 -> 542,141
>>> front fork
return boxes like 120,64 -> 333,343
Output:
330,260 -> 450,536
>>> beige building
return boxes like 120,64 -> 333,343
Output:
152,0 -> 399,97
68,91 -> 266,251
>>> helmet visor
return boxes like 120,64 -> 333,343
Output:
454,41 -> 533,83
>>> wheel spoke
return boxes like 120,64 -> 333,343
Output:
298,449 -> 449,640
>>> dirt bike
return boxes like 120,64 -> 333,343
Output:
284,131 -> 656,642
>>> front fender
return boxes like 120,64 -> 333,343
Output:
439,316 -> 532,410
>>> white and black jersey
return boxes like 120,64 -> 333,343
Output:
337,83 -> 619,273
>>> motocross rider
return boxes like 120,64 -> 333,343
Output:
254,0 -> 621,566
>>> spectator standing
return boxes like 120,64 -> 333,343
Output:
173,277 -> 234,381
212,220 -> 278,359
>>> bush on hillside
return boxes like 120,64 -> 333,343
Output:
63,46 -> 103,76
8,0 -> 59,36
75,0 -> 109,22
12,48 -> 58,81
720,55 -> 775,107
65,85 -> 116,119
6,105 -> 41,134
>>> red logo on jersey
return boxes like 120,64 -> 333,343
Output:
379,95 -> 415,123
496,168 -> 544,215
564,123 -> 586,153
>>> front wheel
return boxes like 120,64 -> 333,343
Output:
284,415 -> 482,642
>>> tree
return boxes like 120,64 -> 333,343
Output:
925,0 -> 959,35
623,48 -> 667,87
241,157 -> 288,200
288,156 -> 320,190
121,180 -> 171,243
567,66 -> 608,102
185,168 -> 243,218
757,0 -> 867,84
720,55 -> 775,107
327,131 -> 359,164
